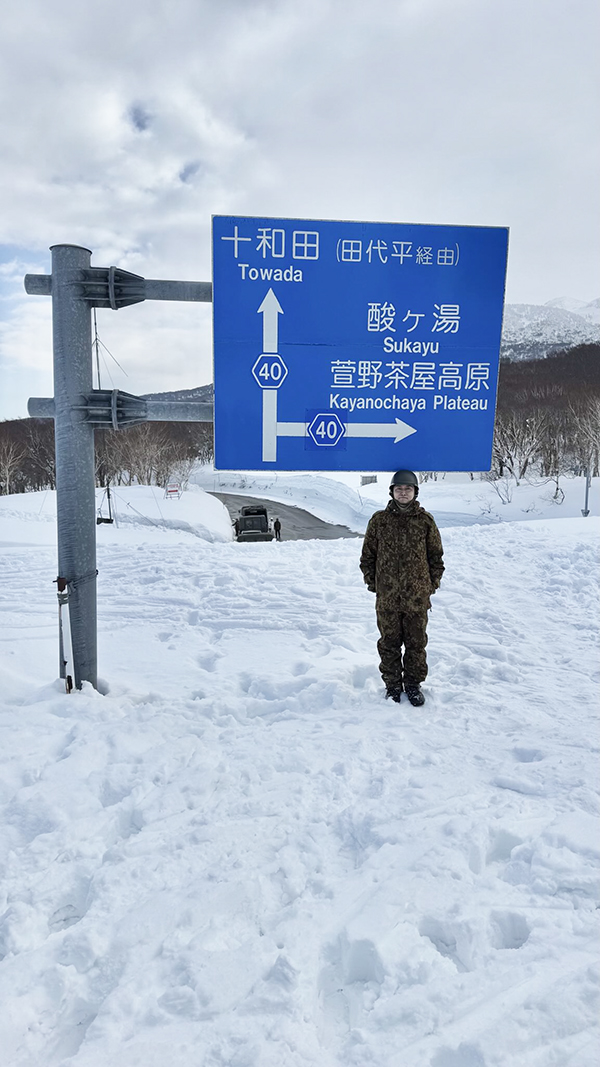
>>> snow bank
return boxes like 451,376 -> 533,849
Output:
194,467 -> 600,532
0,485 -> 233,547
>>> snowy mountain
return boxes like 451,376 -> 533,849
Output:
500,299 -> 600,361
544,296 -> 600,322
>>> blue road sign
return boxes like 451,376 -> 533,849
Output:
213,215 -> 509,471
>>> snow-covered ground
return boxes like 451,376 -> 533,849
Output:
0,474 -> 598,1067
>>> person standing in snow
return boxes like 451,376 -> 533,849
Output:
359,470 -> 444,706
273,517 -> 282,541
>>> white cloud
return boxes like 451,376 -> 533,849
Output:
0,0 -> 598,417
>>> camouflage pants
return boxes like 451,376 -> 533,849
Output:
375,604 -> 429,687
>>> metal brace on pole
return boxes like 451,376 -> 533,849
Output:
28,391 -> 214,426
25,246 -> 214,692
581,463 -> 592,517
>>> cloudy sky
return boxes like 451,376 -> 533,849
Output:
0,0 -> 598,419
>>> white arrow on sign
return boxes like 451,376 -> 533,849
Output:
345,419 -> 417,443
257,289 -> 284,354
255,291 -> 418,460
256,289 -> 285,461
277,418 -> 416,443
276,423 -> 306,437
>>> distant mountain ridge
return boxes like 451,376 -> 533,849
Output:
501,298 -> 600,361
143,299 -> 600,402
543,296 -> 600,318
143,383 -> 214,403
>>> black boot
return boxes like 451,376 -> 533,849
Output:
404,683 -> 425,707
385,685 -> 403,703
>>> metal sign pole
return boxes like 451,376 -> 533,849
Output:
581,463 -> 592,517
25,248 -> 213,692
50,245 -> 98,690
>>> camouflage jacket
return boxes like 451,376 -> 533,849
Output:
359,499 -> 445,611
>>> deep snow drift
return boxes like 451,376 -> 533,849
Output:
0,474 -> 598,1067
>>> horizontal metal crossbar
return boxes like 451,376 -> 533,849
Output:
28,390 -> 214,427
24,271 -> 213,307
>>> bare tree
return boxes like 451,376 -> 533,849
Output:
94,423 -> 207,487
0,415 -> 213,495
23,420 -> 56,490
115,424 -> 171,485
190,424 -> 214,466
572,397 -> 600,477
166,456 -> 199,490
0,432 -> 26,495
491,410 -> 548,483
481,470 -> 514,504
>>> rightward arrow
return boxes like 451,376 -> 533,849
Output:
257,289 -> 284,353
277,418 -> 417,443
345,419 -> 417,443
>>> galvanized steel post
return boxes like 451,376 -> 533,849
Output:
26,248 -> 214,693
51,244 -> 98,689
581,464 -> 592,517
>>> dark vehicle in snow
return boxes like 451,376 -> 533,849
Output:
235,506 -> 274,542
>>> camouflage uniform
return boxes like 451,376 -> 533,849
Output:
360,499 -> 444,689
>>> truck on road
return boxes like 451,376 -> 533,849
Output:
235,506 -> 274,543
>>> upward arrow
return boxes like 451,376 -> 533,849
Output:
257,289 -> 284,353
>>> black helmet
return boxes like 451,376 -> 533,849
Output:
390,470 -> 418,487
389,469 -> 419,497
